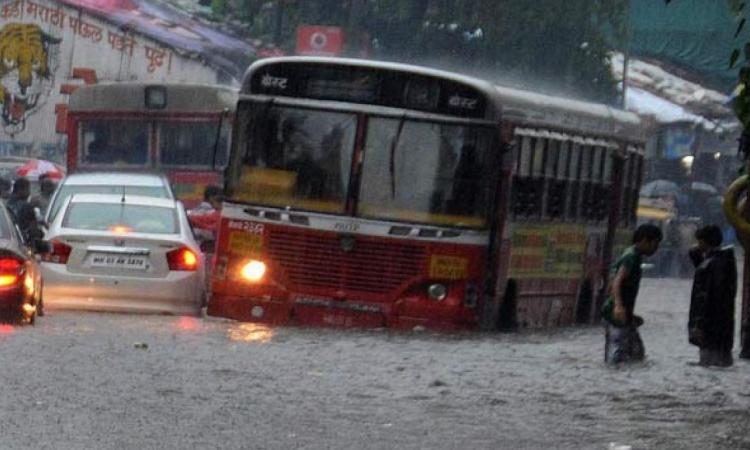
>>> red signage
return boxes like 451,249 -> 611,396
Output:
296,26 -> 344,57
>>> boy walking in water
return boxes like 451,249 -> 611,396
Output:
602,224 -> 662,364
688,225 -> 737,367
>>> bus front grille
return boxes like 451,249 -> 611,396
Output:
267,229 -> 425,296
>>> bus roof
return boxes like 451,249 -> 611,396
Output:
243,56 -> 499,95
242,56 -> 501,120
494,85 -> 644,142
69,82 -> 238,113
243,57 -> 643,142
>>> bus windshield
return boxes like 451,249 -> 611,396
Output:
159,120 -> 230,168
79,120 -> 149,166
236,105 -> 356,214
358,118 -> 494,228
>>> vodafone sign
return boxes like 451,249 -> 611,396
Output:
296,26 -> 344,56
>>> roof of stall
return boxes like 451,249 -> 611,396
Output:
58,0 -> 257,82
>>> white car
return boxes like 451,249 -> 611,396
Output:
41,194 -> 204,315
45,172 -> 174,223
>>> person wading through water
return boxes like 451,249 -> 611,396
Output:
601,224 -> 662,364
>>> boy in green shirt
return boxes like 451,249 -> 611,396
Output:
602,224 -> 662,364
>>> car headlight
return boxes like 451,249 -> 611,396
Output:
241,260 -> 266,282
427,283 -> 447,301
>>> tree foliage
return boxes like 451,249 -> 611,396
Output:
725,0 -> 750,127
229,0 -> 628,104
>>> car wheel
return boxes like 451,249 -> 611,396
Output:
25,303 -> 36,326
37,286 -> 45,317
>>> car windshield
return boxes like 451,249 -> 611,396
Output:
63,203 -> 178,234
233,104 -> 356,214
49,185 -> 170,222
159,120 -> 230,168
357,117 -> 494,228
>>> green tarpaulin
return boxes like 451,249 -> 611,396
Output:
630,0 -> 749,92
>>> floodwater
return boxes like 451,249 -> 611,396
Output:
0,277 -> 748,450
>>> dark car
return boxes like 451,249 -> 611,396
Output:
0,202 -> 44,325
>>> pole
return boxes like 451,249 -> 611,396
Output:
621,0 -> 632,109
741,153 -> 750,359
729,129 -> 750,359
741,247 -> 750,359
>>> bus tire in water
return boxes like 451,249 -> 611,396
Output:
496,279 -> 518,331
575,280 -> 593,325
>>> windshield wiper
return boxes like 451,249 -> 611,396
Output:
211,108 -> 230,171
389,115 -> 407,199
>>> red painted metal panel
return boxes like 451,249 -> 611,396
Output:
208,216 -> 484,330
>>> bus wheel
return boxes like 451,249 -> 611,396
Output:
575,280 -> 593,325
496,279 -> 518,331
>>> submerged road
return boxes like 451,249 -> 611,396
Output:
1,277 -> 748,450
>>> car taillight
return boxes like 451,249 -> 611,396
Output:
167,247 -> 198,271
41,240 -> 72,264
0,274 -> 18,287
0,257 -> 22,288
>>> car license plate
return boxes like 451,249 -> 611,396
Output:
90,253 -> 147,270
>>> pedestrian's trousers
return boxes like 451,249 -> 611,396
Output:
605,323 -> 645,364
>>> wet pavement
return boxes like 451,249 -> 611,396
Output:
1,277 -> 749,450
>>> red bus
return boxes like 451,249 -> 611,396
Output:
65,83 -> 237,207
208,57 -> 644,330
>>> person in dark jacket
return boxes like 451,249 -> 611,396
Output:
0,177 -> 11,200
29,175 -> 56,216
688,225 -> 737,367
6,178 -> 39,240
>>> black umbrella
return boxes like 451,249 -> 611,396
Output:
640,179 -> 680,197
688,181 -> 718,195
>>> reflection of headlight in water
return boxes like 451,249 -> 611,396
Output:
227,323 -> 274,343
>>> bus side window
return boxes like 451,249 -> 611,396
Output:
567,142 -> 581,221
579,144 -> 593,221
530,137 -> 546,218
620,152 -> 634,225
632,155 -> 643,223
597,148 -> 613,221
545,139 -> 565,219
558,140 -> 571,219
582,146 -> 599,221
512,135 -> 535,218
589,147 -> 603,221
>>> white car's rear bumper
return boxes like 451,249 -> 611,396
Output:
41,262 -> 203,315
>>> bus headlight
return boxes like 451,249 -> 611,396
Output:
241,260 -> 266,283
427,283 -> 447,301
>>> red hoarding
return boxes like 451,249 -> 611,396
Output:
296,26 -> 344,56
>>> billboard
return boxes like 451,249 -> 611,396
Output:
296,25 -> 343,57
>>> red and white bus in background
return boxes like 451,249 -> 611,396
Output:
208,57 -> 645,331
65,83 -> 237,207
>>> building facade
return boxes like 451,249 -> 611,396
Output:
0,0 -> 253,161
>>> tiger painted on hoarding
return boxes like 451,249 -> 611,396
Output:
0,23 -> 60,131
